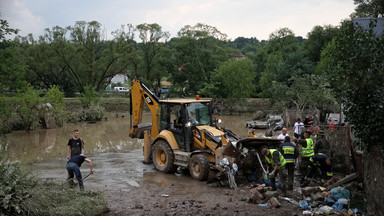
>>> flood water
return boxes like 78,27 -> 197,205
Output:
4,112 -> 269,191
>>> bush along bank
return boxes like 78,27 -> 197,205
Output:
0,145 -> 108,216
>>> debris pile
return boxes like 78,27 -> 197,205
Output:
242,173 -> 366,215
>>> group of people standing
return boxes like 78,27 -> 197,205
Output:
260,116 -> 333,195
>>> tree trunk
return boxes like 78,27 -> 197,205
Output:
364,144 -> 384,216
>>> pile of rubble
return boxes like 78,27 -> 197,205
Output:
244,173 -> 366,215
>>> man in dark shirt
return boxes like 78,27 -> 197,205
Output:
278,136 -> 299,190
303,115 -> 313,128
302,154 -> 333,186
67,129 -> 85,159
314,131 -> 331,156
66,154 -> 93,190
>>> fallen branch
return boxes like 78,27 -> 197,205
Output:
326,173 -> 358,191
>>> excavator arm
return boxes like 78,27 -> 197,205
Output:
129,79 -> 160,141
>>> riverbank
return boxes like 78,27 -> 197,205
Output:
63,97 -> 271,114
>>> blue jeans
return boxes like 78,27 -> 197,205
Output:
66,163 -> 83,189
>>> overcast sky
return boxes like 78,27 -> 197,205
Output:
1,0 -> 356,41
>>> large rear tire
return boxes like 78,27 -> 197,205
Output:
152,140 -> 176,173
189,154 -> 209,181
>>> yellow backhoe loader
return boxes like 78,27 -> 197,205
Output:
129,79 -> 241,181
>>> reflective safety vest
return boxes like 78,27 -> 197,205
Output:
281,144 -> 296,163
265,149 -> 286,169
301,138 -> 314,157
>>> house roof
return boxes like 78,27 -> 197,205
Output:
352,17 -> 384,36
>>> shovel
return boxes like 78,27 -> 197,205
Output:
66,172 -> 92,186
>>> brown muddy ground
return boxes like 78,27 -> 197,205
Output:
7,113 -> 303,215
98,157 -> 303,216
30,149 -> 302,216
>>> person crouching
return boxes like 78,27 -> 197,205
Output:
301,153 -> 333,187
66,154 -> 93,190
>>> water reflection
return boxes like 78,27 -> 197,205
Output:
5,112 -> 265,164
5,112 -> 145,164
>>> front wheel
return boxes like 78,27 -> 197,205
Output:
189,154 -> 209,181
152,140 -> 176,173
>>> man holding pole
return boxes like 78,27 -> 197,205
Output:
66,154 -> 93,190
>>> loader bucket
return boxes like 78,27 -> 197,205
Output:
131,123 -> 152,139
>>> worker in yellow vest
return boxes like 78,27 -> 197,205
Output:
261,147 -> 287,194
298,131 -> 314,183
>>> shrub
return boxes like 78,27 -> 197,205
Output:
0,98 -> 13,134
0,142 -> 36,215
15,84 -> 41,131
78,105 -> 105,122
0,142 -> 108,215
43,85 -> 67,127
80,85 -> 100,109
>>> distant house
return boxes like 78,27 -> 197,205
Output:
352,17 -> 384,36
111,74 -> 129,84
106,74 -> 129,90
231,53 -> 246,61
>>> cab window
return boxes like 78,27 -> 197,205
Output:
186,102 -> 211,126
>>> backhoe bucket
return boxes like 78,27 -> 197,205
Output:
132,123 -> 152,139
143,130 -> 152,164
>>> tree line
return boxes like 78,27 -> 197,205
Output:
0,0 -> 383,214
1,20 -> 341,109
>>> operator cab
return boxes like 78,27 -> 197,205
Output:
159,100 -> 212,151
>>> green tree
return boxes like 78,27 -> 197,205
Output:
270,74 -> 337,113
152,44 -> 175,88
171,23 -> 231,94
0,18 -> 26,93
266,28 -> 299,55
44,85 -> 66,126
228,37 -> 261,54
177,23 -> 227,40
15,84 -> 41,131
70,21 -> 129,91
301,25 -> 340,63
111,24 -> 141,81
20,21 -> 134,94
248,48 -> 268,95
136,23 -> 169,87
320,19 -> 384,215
0,98 -> 13,134
80,85 -> 100,109
258,28 -> 301,98
351,0 -> 384,17
259,52 -> 283,98
276,50 -> 315,85
200,58 -> 255,99
19,28 -> 78,96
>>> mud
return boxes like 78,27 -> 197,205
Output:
5,113 -> 301,215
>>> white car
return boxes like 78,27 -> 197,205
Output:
246,115 -> 284,131
114,87 -> 129,93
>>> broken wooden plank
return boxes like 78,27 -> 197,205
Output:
326,173 -> 358,191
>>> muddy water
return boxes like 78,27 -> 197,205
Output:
5,112 -> 269,191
